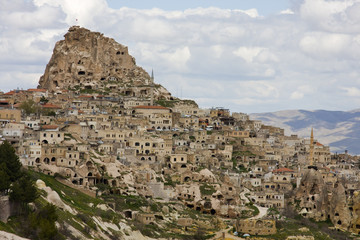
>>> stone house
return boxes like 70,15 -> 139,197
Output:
39,116 -> 55,125
40,125 -> 64,144
236,219 -> 276,235
178,116 -> 199,128
97,129 -> 127,142
135,213 -> 155,225
0,109 -> 21,123
225,130 -> 250,138
176,183 -> 201,203
232,112 -> 249,121
2,122 -> 25,138
40,145 -> 67,166
23,139 -> 42,167
258,159 -> 278,172
21,118 -> 40,130
98,143 -> 114,154
172,105 -> 199,116
134,105 -> 170,116
245,137 -> 265,148
210,108 -> 230,118
123,98 -> 151,109
147,112 -> 173,130
252,191 -> 285,209
168,153 -> 189,171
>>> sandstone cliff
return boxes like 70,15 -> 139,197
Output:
329,182 -> 352,231
295,169 -> 329,221
295,170 -> 358,232
38,26 -> 171,100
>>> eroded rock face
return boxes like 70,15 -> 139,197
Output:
330,182 -> 352,231
350,191 -> 360,234
295,170 -> 355,232
38,26 -> 171,99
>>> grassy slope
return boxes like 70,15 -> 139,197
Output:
1,170 -> 356,240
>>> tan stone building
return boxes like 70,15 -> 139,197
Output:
40,125 -> 64,144
236,219 -> 276,235
0,109 -> 21,123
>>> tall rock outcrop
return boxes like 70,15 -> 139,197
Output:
350,191 -> 360,234
38,26 -> 171,100
294,170 -> 357,232
329,182 -> 352,231
294,169 -> 329,221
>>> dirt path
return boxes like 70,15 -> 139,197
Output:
250,204 -> 268,219
239,188 -> 250,204
240,188 -> 268,219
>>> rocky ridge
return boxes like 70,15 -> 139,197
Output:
38,26 -> 171,100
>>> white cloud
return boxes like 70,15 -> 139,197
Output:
299,0 -> 360,33
343,87 -> 360,97
299,32 -> 352,57
290,85 -> 314,100
1,0 -> 360,113
280,9 -> 294,15
290,91 -> 304,100
233,47 -> 264,63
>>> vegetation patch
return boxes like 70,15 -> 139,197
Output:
200,184 -> 216,196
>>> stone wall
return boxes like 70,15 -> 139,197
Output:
0,196 -> 11,223
236,219 -> 276,235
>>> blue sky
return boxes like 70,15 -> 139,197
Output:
106,0 -> 291,15
1,0 -> 360,114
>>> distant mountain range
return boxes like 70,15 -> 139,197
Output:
250,109 -> 360,155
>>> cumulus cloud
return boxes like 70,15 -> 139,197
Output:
1,0 -> 360,113
299,32 -> 352,58
280,9 -> 294,15
343,87 -> 360,97
290,85 -> 314,100
233,47 -> 264,63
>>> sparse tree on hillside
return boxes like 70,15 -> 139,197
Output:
0,141 -> 22,181
9,173 -> 38,205
39,96 -> 49,104
33,203 -> 58,240
20,99 -> 38,115
0,163 -> 10,193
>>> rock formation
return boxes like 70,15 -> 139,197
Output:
294,169 -> 329,221
329,182 -> 352,231
294,170 -> 359,232
38,26 -> 171,100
